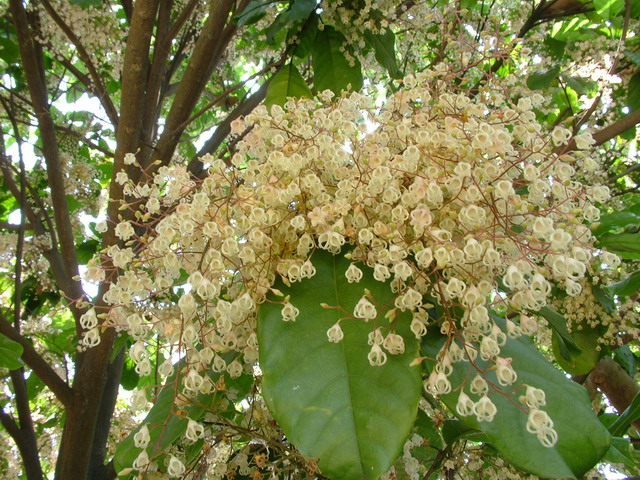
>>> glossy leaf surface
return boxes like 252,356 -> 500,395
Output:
423,321 -> 610,479
258,250 -> 421,480
0,333 -> 23,369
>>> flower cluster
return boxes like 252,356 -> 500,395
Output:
96,68 -> 615,456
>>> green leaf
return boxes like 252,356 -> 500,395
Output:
258,249 -> 421,480
423,322 -> 611,479
591,211 -> 640,237
234,0 -> 274,27
537,306 -> 580,353
594,0 -> 624,20
0,333 -> 24,370
551,325 -> 603,375
561,74 -> 597,96
614,345 -> 637,377
627,72 -> 640,111
0,37 -> 19,64
592,284 -> 616,314
264,0 -> 316,44
526,66 -> 561,91
312,26 -> 363,95
282,0 -> 317,22
66,194 -> 83,213
68,0 -> 102,7
543,37 -> 566,59
292,16 -> 318,58
363,28 -> 403,78
415,409 -> 444,449
604,437 -> 640,474
77,239 -> 100,264
625,50 -> 640,67
598,232 -> 640,259
606,269 -> 640,297
120,357 -> 139,391
265,63 -> 312,108
442,420 -> 486,446
609,391 -> 640,437
114,355 -> 242,472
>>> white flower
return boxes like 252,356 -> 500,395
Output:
115,171 -> 128,185
474,395 -> 497,422
345,264 -> 363,283
327,323 -> 344,343
382,332 -> 405,355
354,297 -> 377,320
281,302 -> 299,322
115,221 -> 135,241
95,220 -> 108,233
456,391 -> 475,416
133,425 -> 150,449
167,455 -> 185,476
367,344 -> 387,366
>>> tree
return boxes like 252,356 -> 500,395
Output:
0,0 -> 639,479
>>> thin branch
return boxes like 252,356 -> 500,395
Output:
608,162 -> 640,183
166,0 -> 199,40
567,108 -> 640,151
9,370 -> 44,480
147,0 -> 237,171
120,0 -> 133,22
39,0 -> 119,127
54,124 -> 114,157
9,0 -> 84,317
178,60 -> 279,133
0,405 -> 43,480
0,221 -> 34,230
188,76 -> 273,176
138,0 -> 176,161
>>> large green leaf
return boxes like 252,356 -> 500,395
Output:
363,28 -> 403,78
603,437 -> 640,474
625,50 -> 640,68
627,72 -> 640,112
114,354 -> 250,473
606,269 -> 640,297
537,306 -> 580,354
594,0 -> 624,20
258,249 -> 421,480
234,0 -> 275,27
526,66 -> 560,91
265,63 -> 312,108
608,391 -> 640,437
312,26 -> 363,95
423,320 -> 611,479
69,0 -> 102,6
264,0 -> 317,44
591,211 -> 640,237
598,232 -> 640,259
0,333 -> 23,370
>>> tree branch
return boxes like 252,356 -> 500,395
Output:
138,0 -> 176,162
188,75 -> 273,177
564,108 -> 640,152
0,314 -> 73,408
0,405 -> 43,480
589,356 -> 640,430
147,0 -> 237,171
9,370 -> 44,480
9,0 -> 84,319
39,0 -> 119,127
